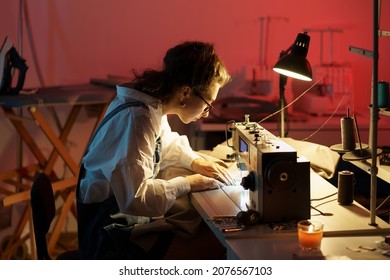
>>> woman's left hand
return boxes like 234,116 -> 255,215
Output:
191,158 -> 235,185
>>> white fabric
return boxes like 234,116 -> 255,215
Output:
79,85 -> 201,217
282,137 -> 340,179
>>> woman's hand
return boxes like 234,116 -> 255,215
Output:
185,174 -> 224,192
191,158 -> 234,185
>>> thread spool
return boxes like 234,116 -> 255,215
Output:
341,111 -> 355,151
378,81 -> 389,108
337,170 -> 355,205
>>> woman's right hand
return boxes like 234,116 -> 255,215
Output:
185,174 -> 224,192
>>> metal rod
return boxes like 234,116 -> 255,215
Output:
263,16 -> 269,66
259,17 -> 264,65
279,73 -> 288,138
17,0 -> 24,187
369,0 -> 379,226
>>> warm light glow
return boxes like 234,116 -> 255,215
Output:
273,68 -> 312,81
298,229 -> 323,248
297,220 -> 324,251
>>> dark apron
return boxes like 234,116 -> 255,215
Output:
76,101 -> 173,259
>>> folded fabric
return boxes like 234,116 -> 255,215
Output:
282,137 -> 340,179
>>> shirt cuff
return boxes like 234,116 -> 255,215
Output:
168,176 -> 191,197
179,150 -> 201,170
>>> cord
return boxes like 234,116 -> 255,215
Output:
225,120 -> 236,148
310,191 -> 338,202
22,1 -> 68,179
24,1 -> 45,88
300,95 -> 345,142
257,77 -> 323,124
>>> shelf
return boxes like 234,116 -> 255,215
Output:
350,158 -> 390,184
379,109 -> 390,117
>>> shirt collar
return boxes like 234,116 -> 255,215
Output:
116,84 -> 160,110
116,84 -> 163,134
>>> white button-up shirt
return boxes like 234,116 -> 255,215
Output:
79,85 -> 200,217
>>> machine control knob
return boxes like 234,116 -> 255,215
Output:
241,171 -> 256,191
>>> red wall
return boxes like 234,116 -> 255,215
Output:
1,0 -> 389,114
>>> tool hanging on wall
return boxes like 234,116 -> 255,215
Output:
0,37 -> 28,95
246,16 -> 288,96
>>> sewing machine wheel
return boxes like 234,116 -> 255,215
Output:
265,160 -> 296,191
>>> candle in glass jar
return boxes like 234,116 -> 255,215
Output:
297,220 -> 324,251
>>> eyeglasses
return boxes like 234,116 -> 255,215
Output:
194,92 -> 213,113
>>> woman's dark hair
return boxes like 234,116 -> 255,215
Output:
131,41 -> 231,103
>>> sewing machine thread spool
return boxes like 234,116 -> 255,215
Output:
378,81 -> 389,108
341,111 -> 355,151
337,170 -> 355,205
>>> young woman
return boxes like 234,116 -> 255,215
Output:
76,41 -> 232,259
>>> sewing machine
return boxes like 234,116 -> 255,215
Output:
232,116 -> 311,223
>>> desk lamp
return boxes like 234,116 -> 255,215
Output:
273,32 -> 312,137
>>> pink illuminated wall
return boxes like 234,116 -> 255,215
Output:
1,0 -> 389,113
1,0 -> 390,250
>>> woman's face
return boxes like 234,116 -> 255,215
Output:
178,83 -> 221,124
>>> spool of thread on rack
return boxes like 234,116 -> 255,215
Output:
341,109 -> 355,151
378,81 -> 389,108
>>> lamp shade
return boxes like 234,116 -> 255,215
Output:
273,32 -> 312,81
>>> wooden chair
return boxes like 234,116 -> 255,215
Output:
30,173 -> 79,260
